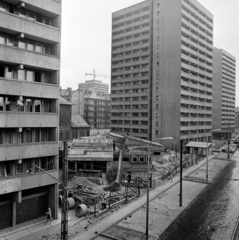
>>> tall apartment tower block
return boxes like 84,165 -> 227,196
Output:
111,0 -> 213,147
212,48 -> 236,130
0,0 -> 61,229
78,80 -> 109,94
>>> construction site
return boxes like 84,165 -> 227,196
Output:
52,131 -> 232,240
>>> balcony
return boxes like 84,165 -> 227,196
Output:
0,78 -> 59,98
23,0 -> 61,15
0,142 -> 58,161
0,112 -> 58,128
0,170 -> 58,195
0,45 -> 60,70
0,11 -> 60,43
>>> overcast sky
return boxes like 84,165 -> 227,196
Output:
61,0 -> 239,106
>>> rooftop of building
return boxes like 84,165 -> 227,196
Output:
68,135 -> 113,161
79,80 -> 109,85
71,114 -> 90,128
59,96 -> 72,105
84,91 -> 110,100
213,47 -> 236,60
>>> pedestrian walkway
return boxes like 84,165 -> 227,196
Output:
74,153 -> 226,240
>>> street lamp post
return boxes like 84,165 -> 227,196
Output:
179,139 -> 183,206
145,137 -> 173,240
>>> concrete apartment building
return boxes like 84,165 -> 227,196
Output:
0,0 -> 61,229
212,48 -> 236,130
78,80 -> 109,94
111,0 -> 213,147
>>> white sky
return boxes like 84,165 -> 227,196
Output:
61,0 -> 239,106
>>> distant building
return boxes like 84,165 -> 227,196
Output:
212,48 -> 236,130
78,80 -> 109,94
84,91 -> 111,129
0,0 -> 61,229
59,96 -> 72,142
60,88 -> 111,130
59,96 -> 90,142
71,115 -> 90,139
111,0 -> 213,147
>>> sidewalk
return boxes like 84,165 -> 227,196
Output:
74,153 -> 227,240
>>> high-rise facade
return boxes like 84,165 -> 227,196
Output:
0,0 -> 61,229
212,48 -> 236,130
111,0 -> 213,147
78,80 -> 109,94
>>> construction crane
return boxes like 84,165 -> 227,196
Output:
85,69 -> 110,80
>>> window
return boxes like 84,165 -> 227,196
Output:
0,33 -> 4,44
16,161 -> 24,174
35,100 -> 41,112
25,159 -> 32,172
132,157 -> 138,163
19,9 -> 27,18
35,71 -> 41,82
28,12 -> 35,21
44,18 -> 52,26
0,162 -> 4,176
5,162 -> 11,176
35,129 -> 40,142
0,2 -> 6,11
34,158 -> 40,172
6,36 -> 13,46
43,45 -> 50,54
25,99 -> 33,112
41,157 -> 48,170
26,70 -> 34,81
35,43 -> 42,53
18,70 -> 25,80
139,157 -> 145,163
18,39 -> 26,49
0,97 -> 4,111
27,41 -> 35,51
6,67 -> 13,79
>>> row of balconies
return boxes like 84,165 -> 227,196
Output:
0,44 -> 59,70
0,7 -> 60,43
0,78 -> 59,99
182,0 -> 213,25
0,112 -> 58,128
0,168 -> 58,195
0,142 -> 57,161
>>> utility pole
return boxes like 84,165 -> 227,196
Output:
179,140 -> 183,206
61,142 -> 68,240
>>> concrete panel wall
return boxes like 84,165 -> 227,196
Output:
0,113 -> 58,128
0,79 -> 59,98
0,12 -> 60,42
0,171 -> 58,194
0,45 -> 60,70
212,48 -> 223,129
0,142 -> 58,161
155,0 -> 182,147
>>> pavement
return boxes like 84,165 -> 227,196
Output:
0,151 -> 234,240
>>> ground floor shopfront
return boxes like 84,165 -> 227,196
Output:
0,184 -> 57,230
